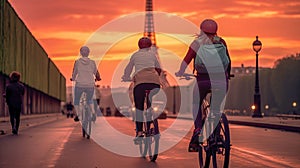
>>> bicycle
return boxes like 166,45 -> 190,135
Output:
122,79 -> 160,162
70,78 -> 94,140
178,73 -> 233,168
79,92 -> 92,139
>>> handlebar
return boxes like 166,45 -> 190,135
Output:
176,73 -> 235,80
70,78 -> 102,82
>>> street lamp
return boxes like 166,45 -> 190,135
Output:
252,36 -> 263,118
292,102 -> 297,114
265,104 -> 269,116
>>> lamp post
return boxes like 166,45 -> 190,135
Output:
252,36 -> 263,118
292,102 -> 297,114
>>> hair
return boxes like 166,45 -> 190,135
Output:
9,71 -> 21,82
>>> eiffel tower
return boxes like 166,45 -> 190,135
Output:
144,0 -> 170,88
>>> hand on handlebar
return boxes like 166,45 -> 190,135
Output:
175,71 -> 184,77
121,76 -> 132,82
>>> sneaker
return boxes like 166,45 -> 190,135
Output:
92,113 -> 96,122
133,131 -> 144,145
188,128 -> 201,152
12,129 -> 18,135
74,116 -> 80,122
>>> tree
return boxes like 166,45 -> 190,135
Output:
271,53 -> 300,114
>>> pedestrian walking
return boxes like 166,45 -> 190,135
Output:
5,71 -> 25,135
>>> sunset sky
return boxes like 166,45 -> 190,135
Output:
8,0 -> 300,86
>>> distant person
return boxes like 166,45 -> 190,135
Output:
71,46 -> 101,119
175,19 -> 231,152
93,84 -> 102,117
94,85 -> 101,109
66,101 -> 74,118
122,37 -> 161,142
5,71 -> 25,135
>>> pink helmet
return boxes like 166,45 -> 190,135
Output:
200,19 -> 218,34
138,37 -> 152,49
80,46 -> 90,57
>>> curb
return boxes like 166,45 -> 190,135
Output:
0,113 -> 65,136
167,116 -> 300,133
228,120 -> 300,133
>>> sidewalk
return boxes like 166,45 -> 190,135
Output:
168,114 -> 300,133
0,113 -> 65,136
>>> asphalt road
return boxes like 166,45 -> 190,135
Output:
0,117 -> 299,168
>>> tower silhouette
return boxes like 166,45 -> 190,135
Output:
144,0 -> 157,47
144,0 -> 170,88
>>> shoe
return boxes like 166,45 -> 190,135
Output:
188,128 -> 201,152
74,116 -> 80,122
87,135 -> 90,139
92,113 -> 96,122
133,131 -> 144,145
12,129 -> 18,135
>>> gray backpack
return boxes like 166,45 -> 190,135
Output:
194,43 -> 229,74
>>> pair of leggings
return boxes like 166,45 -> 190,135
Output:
133,83 -> 160,132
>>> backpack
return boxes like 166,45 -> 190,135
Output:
194,43 -> 229,74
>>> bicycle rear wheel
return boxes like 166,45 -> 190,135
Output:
138,136 -> 147,158
147,119 -> 160,162
211,113 -> 230,168
82,105 -> 92,139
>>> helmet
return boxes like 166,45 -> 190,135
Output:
200,19 -> 218,34
138,37 -> 152,49
80,46 -> 90,57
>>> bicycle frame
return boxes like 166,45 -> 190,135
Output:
137,90 -> 160,162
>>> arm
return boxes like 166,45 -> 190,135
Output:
220,39 -> 231,76
154,55 -> 162,76
122,57 -> 134,80
95,70 -> 101,81
176,41 -> 197,76
5,86 -> 10,104
71,60 -> 78,81
93,61 -> 101,81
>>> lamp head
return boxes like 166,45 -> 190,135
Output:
253,36 -> 262,53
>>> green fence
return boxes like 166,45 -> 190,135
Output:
0,0 -> 66,101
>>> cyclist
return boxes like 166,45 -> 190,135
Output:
71,46 -> 101,122
122,37 -> 161,141
175,19 -> 231,152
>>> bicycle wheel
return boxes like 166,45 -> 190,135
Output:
138,122 -> 147,158
86,109 -> 92,138
147,119 -> 160,162
211,113 -> 230,168
82,105 -> 92,139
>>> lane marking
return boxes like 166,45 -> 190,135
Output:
232,146 -> 296,168
46,123 -> 77,168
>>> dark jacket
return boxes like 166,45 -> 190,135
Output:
5,82 -> 25,107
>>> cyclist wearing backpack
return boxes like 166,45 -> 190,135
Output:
175,19 -> 231,152
122,37 -> 161,141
